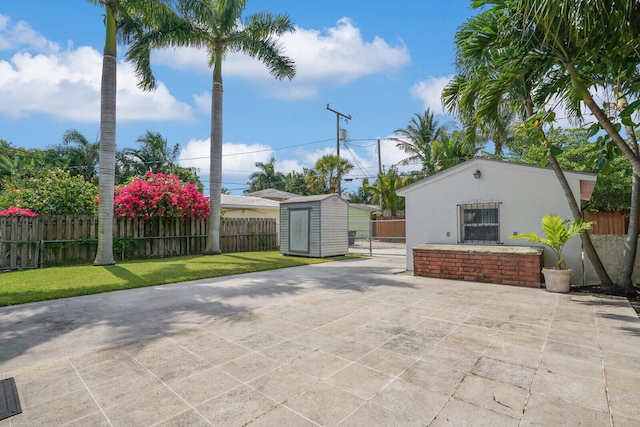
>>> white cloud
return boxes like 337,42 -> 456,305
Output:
410,75 -> 453,115
364,137 -> 410,172
0,46 -> 193,122
153,18 -> 410,100
178,138 -> 278,190
193,91 -> 211,113
0,15 -> 59,53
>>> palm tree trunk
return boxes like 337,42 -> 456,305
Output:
524,98 -> 613,286
617,124 -> 639,295
94,3 -> 117,266
546,155 -> 613,286
204,44 -> 223,255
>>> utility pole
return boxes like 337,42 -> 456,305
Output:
326,104 -> 351,196
377,139 -> 383,212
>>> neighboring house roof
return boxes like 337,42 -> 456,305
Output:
280,193 -> 347,205
244,189 -> 300,201
221,194 -> 280,210
397,157 -> 598,200
349,203 -> 380,213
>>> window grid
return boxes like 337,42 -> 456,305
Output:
458,202 -> 501,244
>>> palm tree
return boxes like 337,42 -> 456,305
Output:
431,130 -> 480,172
246,157 -> 285,192
391,109 -> 448,175
87,0 -> 170,265
442,1 -> 616,289
124,130 -> 179,175
511,0 -> 640,293
304,155 -> 354,195
60,129 -> 100,183
124,0 -> 296,254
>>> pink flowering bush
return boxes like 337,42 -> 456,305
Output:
113,172 -> 209,223
0,207 -> 38,217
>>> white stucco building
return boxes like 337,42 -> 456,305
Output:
397,158 -> 597,284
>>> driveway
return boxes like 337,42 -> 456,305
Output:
1,253 -> 639,426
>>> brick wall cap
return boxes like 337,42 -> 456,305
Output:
413,244 -> 543,256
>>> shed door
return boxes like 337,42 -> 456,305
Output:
289,208 -> 310,254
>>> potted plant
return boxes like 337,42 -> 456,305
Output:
510,213 -> 592,293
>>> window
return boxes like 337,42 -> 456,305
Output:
458,202 -> 501,243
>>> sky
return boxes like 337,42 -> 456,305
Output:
0,0 -> 478,195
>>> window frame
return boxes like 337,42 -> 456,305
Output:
457,202 -> 502,244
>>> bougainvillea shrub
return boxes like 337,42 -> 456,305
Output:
113,172 -> 209,223
0,207 -> 39,217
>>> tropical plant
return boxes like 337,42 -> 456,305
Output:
123,130 -> 179,175
123,0 -> 296,255
304,155 -> 354,194
282,171 -> 310,195
113,172 -> 209,223
0,169 -> 99,215
365,167 -> 406,216
510,214 -> 592,269
391,109 -> 448,175
246,157 -> 285,192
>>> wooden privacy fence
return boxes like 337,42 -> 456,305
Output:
371,216 -> 406,242
0,216 -> 277,270
582,211 -> 632,234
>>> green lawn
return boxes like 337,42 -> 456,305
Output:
0,251 -> 354,306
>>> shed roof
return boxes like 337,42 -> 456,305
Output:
221,194 -> 280,209
349,203 -> 380,213
280,193 -> 347,205
244,189 -> 300,201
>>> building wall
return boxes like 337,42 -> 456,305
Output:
280,195 -> 348,257
401,160 -> 586,284
320,197 -> 349,257
348,207 -> 371,238
584,235 -> 640,285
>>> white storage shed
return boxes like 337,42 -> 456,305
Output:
280,194 -> 349,257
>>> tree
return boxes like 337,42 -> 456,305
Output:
347,178 -> 374,205
282,171 -> 310,195
124,0 -> 296,255
391,109 -> 448,175
87,0 -> 171,265
47,129 -> 100,183
366,168 -> 405,216
511,0 -> 640,294
304,155 -> 354,195
124,130 -> 179,175
246,157 -> 285,193
442,1 -> 616,289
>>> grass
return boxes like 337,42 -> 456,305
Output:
0,251 -> 356,307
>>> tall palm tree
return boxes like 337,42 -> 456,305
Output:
391,109 -> 448,175
87,0 -> 170,265
442,0 -> 616,288
124,0 -> 296,254
246,157 -> 285,192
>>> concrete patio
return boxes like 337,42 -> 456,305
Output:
1,252 -> 639,426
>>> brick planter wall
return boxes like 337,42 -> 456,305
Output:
413,244 -> 544,288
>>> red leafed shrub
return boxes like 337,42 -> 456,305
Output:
0,207 -> 39,217
114,172 -> 209,223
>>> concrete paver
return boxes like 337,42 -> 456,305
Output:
1,247 -> 640,426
